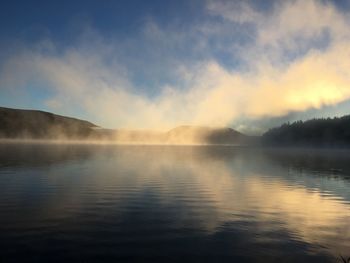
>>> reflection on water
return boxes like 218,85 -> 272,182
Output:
0,144 -> 349,262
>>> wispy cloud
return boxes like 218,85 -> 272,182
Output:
1,0 -> 350,132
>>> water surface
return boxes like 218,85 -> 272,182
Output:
0,144 -> 349,262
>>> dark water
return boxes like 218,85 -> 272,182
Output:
0,143 -> 349,262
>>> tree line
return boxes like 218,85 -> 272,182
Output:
262,115 -> 350,147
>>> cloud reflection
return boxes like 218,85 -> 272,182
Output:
1,145 -> 349,257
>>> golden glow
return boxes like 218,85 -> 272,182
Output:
34,147 -> 350,256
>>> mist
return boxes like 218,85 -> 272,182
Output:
1,0 -> 350,133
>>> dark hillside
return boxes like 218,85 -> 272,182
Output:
0,107 -> 255,145
0,107 -> 97,139
167,125 -> 249,144
262,115 -> 350,147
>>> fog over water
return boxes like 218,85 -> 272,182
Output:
0,143 -> 349,262
2,1 -> 350,261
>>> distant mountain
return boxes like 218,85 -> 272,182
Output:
262,115 -> 350,147
5,106 -> 350,147
93,126 -> 250,145
0,107 -> 97,139
0,107 -> 251,145
166,125 -> 248,145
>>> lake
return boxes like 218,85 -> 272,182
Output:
0,143 -> 349,262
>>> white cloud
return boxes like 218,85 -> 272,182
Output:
1,0 -> 350,132
257,0 -> 349,49
206,0 -> 261,24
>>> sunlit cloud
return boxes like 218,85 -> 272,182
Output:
1,0 -> 350,132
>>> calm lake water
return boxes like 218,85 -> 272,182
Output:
0,143 -> 349,262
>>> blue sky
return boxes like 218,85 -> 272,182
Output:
1,0 -> 350,134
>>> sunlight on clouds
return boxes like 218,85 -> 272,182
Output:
246,42 -> 350,117
1,0 -> 350,131
257,0 -> 349,48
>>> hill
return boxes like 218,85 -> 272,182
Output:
262,115 -> 350,147
0,107 -> 251,145
167,125 -> 248,144
0,107 -> 97,139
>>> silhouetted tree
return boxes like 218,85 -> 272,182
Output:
262,115 -> 350,147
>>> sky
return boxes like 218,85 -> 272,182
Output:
1,0 -> 350,134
